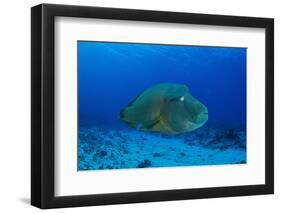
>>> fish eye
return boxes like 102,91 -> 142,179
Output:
169,96 -> 185,103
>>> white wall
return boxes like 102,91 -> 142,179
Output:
0,0 -> 279,212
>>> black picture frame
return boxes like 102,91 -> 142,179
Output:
31,3 -> 274,209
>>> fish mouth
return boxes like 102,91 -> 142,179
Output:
201,110 -> 208,116
192,112 -> 208,125
199,111 -> 208,122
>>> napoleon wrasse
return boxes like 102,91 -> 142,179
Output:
120,83 -> 208,134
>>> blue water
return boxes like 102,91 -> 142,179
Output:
78,41 -> 246,171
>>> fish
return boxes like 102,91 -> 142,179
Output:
120,83 -> 208,134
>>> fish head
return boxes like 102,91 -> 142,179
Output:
163,92 -> 208,133
182,93 -> 208,129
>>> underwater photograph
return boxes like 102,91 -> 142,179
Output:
78,41 -> 246,171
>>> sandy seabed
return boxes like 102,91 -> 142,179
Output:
78,126 -> 246,171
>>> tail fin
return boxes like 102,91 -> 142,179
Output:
119,109 -> 126,119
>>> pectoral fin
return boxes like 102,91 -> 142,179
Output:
140,117 -> 161,130
150,120 -> 177,134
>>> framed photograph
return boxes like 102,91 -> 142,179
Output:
31,4 -> 274,209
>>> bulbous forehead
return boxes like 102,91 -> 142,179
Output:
164,84 -> 189,99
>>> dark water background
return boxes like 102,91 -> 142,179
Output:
78,41 -> 246,130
